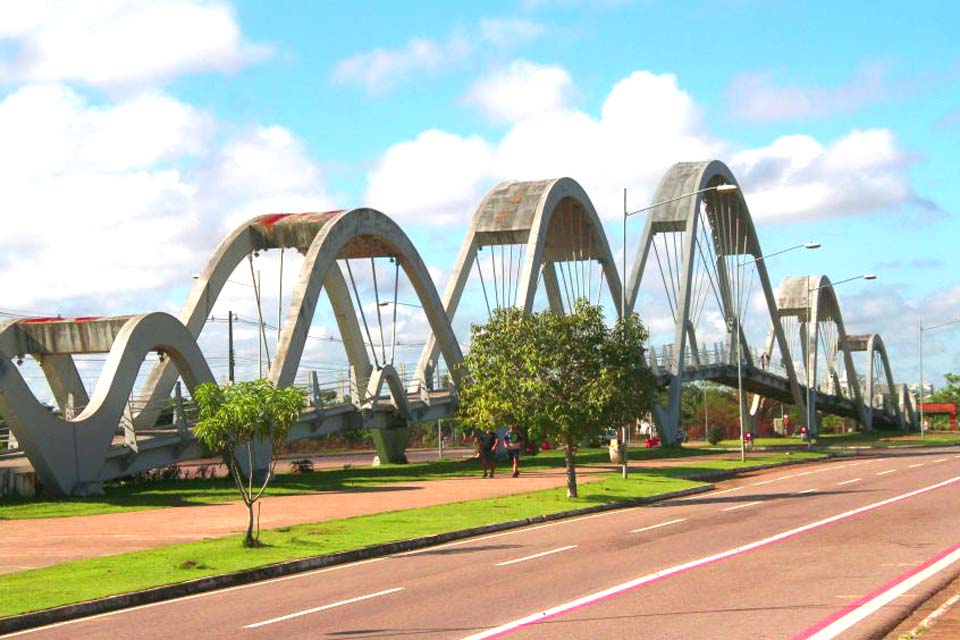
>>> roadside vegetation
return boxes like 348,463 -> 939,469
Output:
459,302 -> 657,497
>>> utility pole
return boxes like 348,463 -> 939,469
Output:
228,310 -> 235,384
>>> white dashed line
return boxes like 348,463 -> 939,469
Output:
877,469 -> 896,476
837,478 -> 861,486
243,588 -> 404,629
909,463 -> 926,469
495,545 -> 577,566
934,458 -> 948,463
721,501 -> 762,512
797,489 -> 818,494
630,518 -> 687,534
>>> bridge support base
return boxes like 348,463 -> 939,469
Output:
371,422 -> 410,464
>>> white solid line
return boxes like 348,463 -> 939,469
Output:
630,518 -> 686,533
803,548 -> 960,639
0,558 -> 388,637
877,469 -> 896,476
396,509 -> 625,557
243,587 -> 404,629
837,478 -> 861,486
458,474 -> 960,640
909,463 -> 926,468
495,545 -> 577,567
721,501 -> 762,512
678,486 -> 740,500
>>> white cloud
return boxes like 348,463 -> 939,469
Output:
727,63 -> 890,122
464,59 -> 573,123
332,17 -> 545,94
479,18 -> 544,48
365,129 -> 496,224
0,86 -> 334,314
332,33 -> 471,94
366,67 -> 925,228
0,0 -> 269,88
731,129 -> 914,221
368,70 -> 723,225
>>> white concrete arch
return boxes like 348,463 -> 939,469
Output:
855,333 -> 905,430
630,160 -> 807,443
0,312 -> 215,495
270,208 -> 464,400
773,275 -> 867,433
416,177 -> 622,385
135,211 -> 370,426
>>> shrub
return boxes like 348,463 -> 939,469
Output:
707,425 -> 725,445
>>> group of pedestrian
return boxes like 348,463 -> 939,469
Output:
476,424 -> 523,478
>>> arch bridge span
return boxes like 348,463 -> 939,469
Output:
0,160 -> 916,495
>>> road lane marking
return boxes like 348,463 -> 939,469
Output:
630,519 -> 686,533
753,477 -> 785,486
836,478 -> 861,486
934,458 -> 948,463
876,469 -> 896,476
721,501 -> 762,512
243,587 -> 404,629
797,489 -> 817,494
687,486 -> 740,498
793,542 -> 960,640
457,474 -> 960,640
909,463 -> 926,468
495,546 -> 577,566
0,557 -> 389,637
396,509 -> 629,557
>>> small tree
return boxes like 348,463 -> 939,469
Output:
193,379 -> 305,547
460,300 -> 655,498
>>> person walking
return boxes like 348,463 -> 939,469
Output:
477,427 -> 499,478
503,424 -> 524,477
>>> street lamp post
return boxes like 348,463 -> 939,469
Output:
622,183 -> 738,478
919,317 -> 960,437
806,274 -> 876,440
735,243 -> 820,461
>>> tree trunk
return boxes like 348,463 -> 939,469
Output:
244,501 -> 256,547
564,436 -> 578,498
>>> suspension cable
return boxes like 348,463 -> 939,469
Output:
344,259 -> 380,369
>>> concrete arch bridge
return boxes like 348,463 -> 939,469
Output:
0,161 -> 917,495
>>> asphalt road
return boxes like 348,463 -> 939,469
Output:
9,447 -> 960,640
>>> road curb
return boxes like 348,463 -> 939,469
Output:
0,454 -> 836,634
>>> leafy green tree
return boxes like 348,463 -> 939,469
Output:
930,373 -> 960,406
193,379 -> 305,547
459,300 -> 656,497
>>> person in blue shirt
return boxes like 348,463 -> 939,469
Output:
503,424 -> 524,478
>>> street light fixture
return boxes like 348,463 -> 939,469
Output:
805,274 -> 877,440
919,317 -> 960,437
621,183 -> 738,477
733,241 -> 820,461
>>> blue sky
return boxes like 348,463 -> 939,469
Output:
0,0 -> 958,397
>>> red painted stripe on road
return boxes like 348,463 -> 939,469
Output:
792,541 -> 960,639
460,474 -> 960,640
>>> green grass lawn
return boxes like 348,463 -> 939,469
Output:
0,445 -> 717,520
